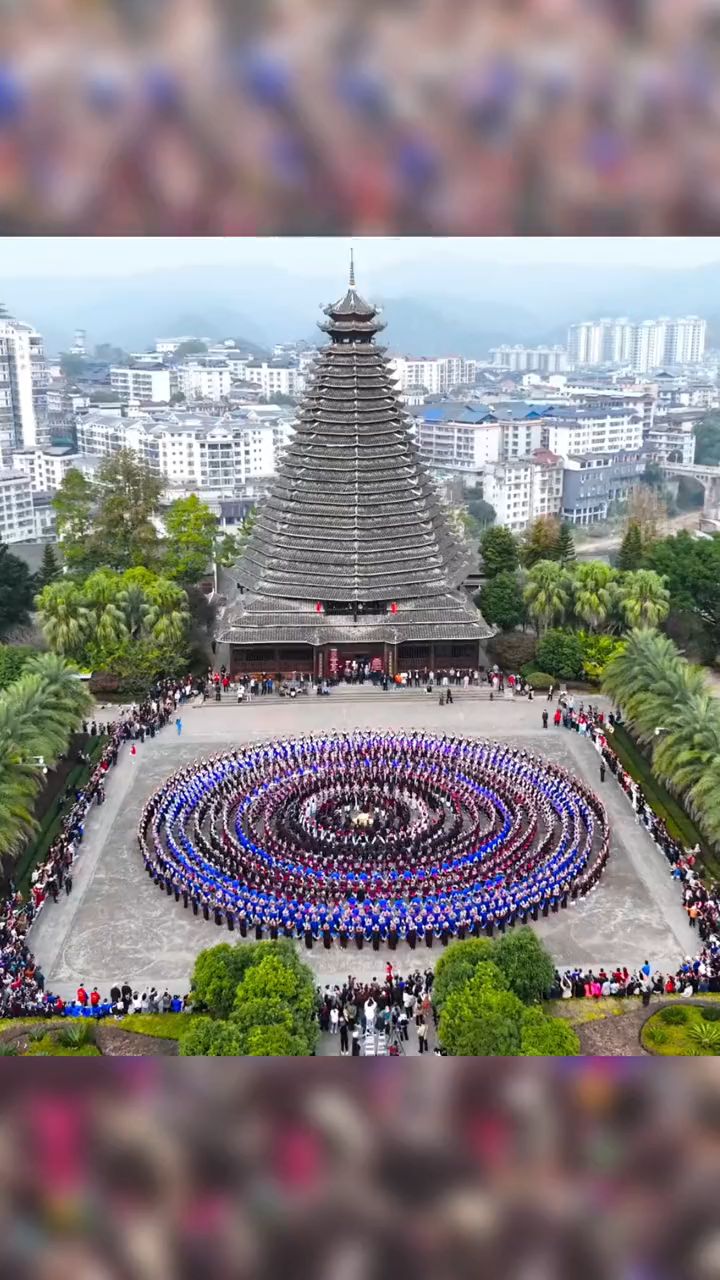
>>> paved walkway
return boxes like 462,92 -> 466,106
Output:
29,694 -> 696,999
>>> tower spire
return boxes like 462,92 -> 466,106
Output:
349,248 -> 355,288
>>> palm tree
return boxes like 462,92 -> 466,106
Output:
35,581 -> 91,659
572,562 -> 617,632
617,569 -> 670,629
0,655 -> 94,858
603,628 -> 682,711
523,561 -> 571,632
652,692 -> 720,796
118,584 -> 153,639
152,608 -> 189,649
684,763 -> 720,845
96,602 -> 130,651
25,652 -> 93,728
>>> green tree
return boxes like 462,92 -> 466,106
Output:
91,450 -> 163,571
190,942 -> 257,1020
52,469 -> 97,575
522,516 -> 561,568
524,561 -> 571,632
244,1025 -> 307,1056
432,938 -> 497,1012
186,939 -> 317,1057
0,544 -> 36,638
480,526 -> 520,578
231,951 -> 317,1053
179,1017 -> 243,1057
235,510 -> 258,556
164,495 -> 218,585
617,569 -> 670,629
493,927 -> 555,1005
486,630 -> 537,672
214,532 -> 240,567
465,497 -> 496,528
647,532 -> 720,650
37,544 -> 61,589
602,628 -> 705,748
602,627 -> 720,846
0,645 -> 31,691
556,523 -> 576,564
35,580 -> 92,659
577,631 -> 626,682
520,1008 -> 581,1056
439,966 -> 525,1056
535,628 -> 584,680
694,413 -> 720,465
477,571 -> 526,631
0,654 -> 92,858
616,520 -> 645,571
572,562 -> 618,632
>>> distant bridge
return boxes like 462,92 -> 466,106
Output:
659,461 -> 720,522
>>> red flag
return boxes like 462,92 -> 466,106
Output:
315,602 -> 323,613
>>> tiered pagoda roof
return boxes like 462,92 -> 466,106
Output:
217,260 -> 493,648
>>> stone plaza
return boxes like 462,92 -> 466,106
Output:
29,688 -> 696,1000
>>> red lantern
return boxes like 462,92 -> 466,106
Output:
390,601 -> 398,614
315,601 -> 323,613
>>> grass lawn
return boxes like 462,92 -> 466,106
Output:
548,997 -> 633,1025
641,1003 -> 720,1055
23,1036 -> 101,1056
611,723 -> 720,879
117,1013 -> 195,1041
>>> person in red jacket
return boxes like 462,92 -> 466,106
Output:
76,984 -> 88,1006
90,987 -> 101,1009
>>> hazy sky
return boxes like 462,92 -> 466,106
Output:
0,238 -> 718,279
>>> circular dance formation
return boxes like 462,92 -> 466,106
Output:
138,732 -> 610,948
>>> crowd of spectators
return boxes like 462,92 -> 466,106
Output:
0,676 -> 192,1018
2,1 -> 720,235
317,966 -> 436,1055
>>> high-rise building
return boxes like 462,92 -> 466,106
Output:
216,266 -> 493,677
489,345 -> 567,374
568,316 -> 706,373
0,312 -> 46,450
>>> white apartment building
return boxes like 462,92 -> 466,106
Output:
389,355 -> 477,395
497,416 -> 545,460
645,417 -> 697,466
544,410 -> 644,459
244,361 -> 305,398
0,315 -> 43,449
416,415 -> 501,474
157,418 -> 274,490
482,452 -> 564,532
489,345 -> 568,374
0,468 -> 34,544
111,364 -> 176,402
76,410 -> 274,490
176,359 -> 232,401
76,412 -> 162,471
568,316 -> 706,373
10,446 -> 99,494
